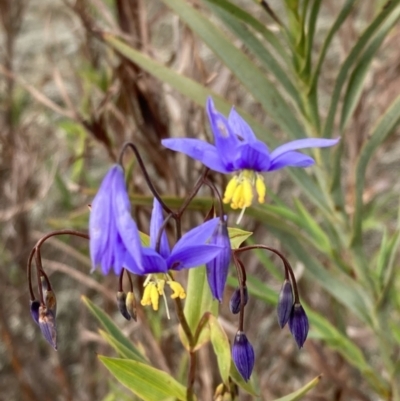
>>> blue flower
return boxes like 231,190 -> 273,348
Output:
162,97 -> 339,213
206,219 -> 231,302
139,199 -> 224,311
232,331 -> 255,382
89,165 -> 143,275
141,198 -> 223,274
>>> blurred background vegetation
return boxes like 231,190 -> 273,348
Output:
1,0 -> 400,400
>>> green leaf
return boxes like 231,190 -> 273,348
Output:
161,0 -> 305,139
352,93 -> 400,246
208,314 -> 231,384
272,375 -> 321,401
204,0 -> 303,110
81,296 -> 147,363
323,0 -> 400,138
229,362 -> 258,396
201,0 -> 289,63
181,266 -> 217,349
227,227 -> 252,249
340,7 -> 400,130
99,330 -> 147,362
99,356 -> 187,401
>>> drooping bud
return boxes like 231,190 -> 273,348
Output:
41,276 -> 57,316
229,286 -> 248,314
116,291 -> 131,321
277,279 -> 293,328
125,291 -> 137,321
30,300 -> 40,325
38,305 -> 57,350
206,219 -> 232,302
288,303 -> 309,348
232,331 -> 255,382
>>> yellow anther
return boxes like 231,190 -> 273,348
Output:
141,283 -> 153,306
150,284 -> 160,311
167,281 -> 186,299
231,183 -> 244,209
255,174 -> 266,204
223,176 -> 239,204
156,279 -> 165,295
242,178 -> 253,208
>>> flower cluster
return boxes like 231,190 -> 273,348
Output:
29,96 -> 337,387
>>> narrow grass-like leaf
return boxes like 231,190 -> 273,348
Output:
201,0 -> 289,62
81,296 -> 147,363
99,330 -> 148,362
323,0 -> 400,138
161,0 -> 305,139
99,356 -> 187,401
352,93 -> 400,246
273,375 -> 321,401
204,0 -> 303,110
340,8 -> 400,130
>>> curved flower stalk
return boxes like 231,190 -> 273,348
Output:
162,97 -> 339,220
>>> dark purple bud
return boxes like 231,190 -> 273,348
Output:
229,286 -> 248,314
116,291 -> 131,321
30,300 -> 40,325
232,331 -> 255,382
125,291 -> 137,321
277,279 -> 293,328
288,303 -> 309,348
206,219 -> 232,302
38,305 -> 57,350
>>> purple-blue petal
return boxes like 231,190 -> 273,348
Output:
270,137 -> 340,160
232,331 -> 254,382
206,97 -> 241,169
228,107 -> 257,143
206,220 -> 231,302
140,247 -> 169,274
173,218 -> 220,254
167,244 -> 223,271
150,199 -> 170,258
268,151 -> 315,171
112,168 -> 143,268
232,141 -> 271,171
162,138 -> 231,173
89,166 -> 117,270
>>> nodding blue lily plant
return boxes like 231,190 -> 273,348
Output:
162,97 -> 339,221
29,95 -> 336,388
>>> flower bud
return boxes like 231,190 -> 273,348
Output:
277,279 -> 293,328
232,331 -> 255,382
125,291 -> 137,321
38,305 -> 57,350
229,286 -> 248,314
288,303 -> 309,348
41,276 -> 57,316
30,300 -> 40,325
116,291 -> 131,320
206,219 -> 232,302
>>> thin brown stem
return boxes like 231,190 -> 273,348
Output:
234,245 -> 300,303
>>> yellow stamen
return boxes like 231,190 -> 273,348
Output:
167,281 -> 186,299
242,179 -> 253,208
223,176 -> 239,204
140,283 -> 153,306
256,174 -> 266,204
231,182 -> 243,209
156,280 -> 165,295
150,284 -> 160,311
